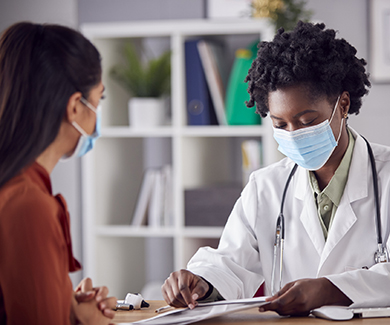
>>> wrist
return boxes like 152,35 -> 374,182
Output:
322,278 -> 352,306
200,277 -> 214,300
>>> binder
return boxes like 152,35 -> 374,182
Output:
197,40 -> 228,125
225,41 -> 261,125
185,39 -> 218,126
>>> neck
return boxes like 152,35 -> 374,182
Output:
36,144 -> 62,175
313,127 -> 349,191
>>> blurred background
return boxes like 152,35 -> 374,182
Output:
1,0 -> 389,299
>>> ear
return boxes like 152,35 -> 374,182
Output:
65,92 -> 83,123
339,91 -> 350,117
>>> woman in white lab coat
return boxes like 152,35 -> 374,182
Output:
161,21 -> 390,315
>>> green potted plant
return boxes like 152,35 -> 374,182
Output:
110,42 -> 171,127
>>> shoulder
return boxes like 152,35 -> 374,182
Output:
0,176 -> 59,232
250,158 -> 296,186
371,142 -> 390,162
242,158 -> 296,198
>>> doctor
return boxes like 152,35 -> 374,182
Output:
161,21 -> 390,316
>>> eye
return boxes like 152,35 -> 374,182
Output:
274,123 -> 287,129
100,95 -> 106,100
301,118 -> 317,126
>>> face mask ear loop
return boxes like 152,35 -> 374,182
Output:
80,97 -> 98,114
329,95 -> 344,144
329,95 -> 341,123
72,121 -> 89,136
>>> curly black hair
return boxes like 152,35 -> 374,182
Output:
245,21 -> 371,117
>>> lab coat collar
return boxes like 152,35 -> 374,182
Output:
318,129 -> 369,269
345,128 -> 369,203
293,128 -> 369,260
293,128 -> 368,202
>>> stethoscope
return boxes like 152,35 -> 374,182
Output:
270,137 -> 389,295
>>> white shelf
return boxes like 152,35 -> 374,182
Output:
95,225 -> 224,239
101,125 -> 271,138
182,227 -> 224,238
81,19 -> 275,40
95,225 -> 176,237
101,126 -> 174,138
81,18 -> 278,298
181,125 -> 270,137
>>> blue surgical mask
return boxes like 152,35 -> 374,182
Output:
273,96 -> 343,171
61,97 -> 101,161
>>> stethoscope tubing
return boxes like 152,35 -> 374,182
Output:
271,136 -> 388,295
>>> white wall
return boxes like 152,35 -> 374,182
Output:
306,0 -> 390,145
0,0 -> 83,287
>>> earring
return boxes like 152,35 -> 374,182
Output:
344,113 -> 348,118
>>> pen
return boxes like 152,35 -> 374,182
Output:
155,305 -> 173,313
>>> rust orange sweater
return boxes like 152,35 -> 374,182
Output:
0,162 -> 80,324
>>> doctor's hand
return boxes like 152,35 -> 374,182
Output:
260,278 -> 352,316
161,269 -> 210,309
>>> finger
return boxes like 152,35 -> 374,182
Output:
162,276 -> 186,307
74,291 -> 96,303
169,277 -> 187,307
98,297 -> 117,312
80,277 -> 93,292
103,308 -> 116,319
191,278 -> 210,302
95,286 -> 109,303
178,273 -> 197,308
262,285 -> 296,313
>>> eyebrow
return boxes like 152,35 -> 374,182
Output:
101,86 -> 106,93
270,109 -> 317,120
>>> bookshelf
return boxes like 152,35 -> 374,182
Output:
80,19 -> 280,299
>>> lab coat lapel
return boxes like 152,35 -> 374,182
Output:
295,166 -> 325,257
318,132 -> 369,270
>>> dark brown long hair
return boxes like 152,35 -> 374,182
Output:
0,22 -> 101,188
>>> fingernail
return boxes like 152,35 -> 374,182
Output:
96,295 -> 102,302
192,293 -> 199,300
99,303 -> 106,310
259,307 -> 265,312
188,303 -> 194,309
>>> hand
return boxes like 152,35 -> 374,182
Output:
71,277 -> 117,324
161,269 -> 210,309
75,278 -> 117,319
260,278 -> 352,316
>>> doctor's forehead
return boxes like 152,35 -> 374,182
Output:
268,85 -> 330,117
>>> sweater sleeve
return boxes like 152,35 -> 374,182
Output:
0,188 -> 73,325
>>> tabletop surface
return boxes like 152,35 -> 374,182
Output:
113,301 -> 390,324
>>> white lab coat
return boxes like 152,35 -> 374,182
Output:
187,129 -> 390,308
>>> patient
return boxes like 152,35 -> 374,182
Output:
0,22 -> 116,324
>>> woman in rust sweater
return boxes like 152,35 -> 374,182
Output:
0,22 -> 116,324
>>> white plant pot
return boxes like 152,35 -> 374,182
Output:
128,97 -> 166,128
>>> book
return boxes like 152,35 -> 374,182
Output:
241,140 -> 262,186
132,166 -> 173,227
132,169 -> 157,226
197,40 -> 228,125
148,170 -> 164,227
184,39 -> 218,126
162,165 -> 173,226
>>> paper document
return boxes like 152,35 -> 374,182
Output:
125,297 -> 269,325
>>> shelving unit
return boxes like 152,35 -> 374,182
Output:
80,19 -> 280,299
